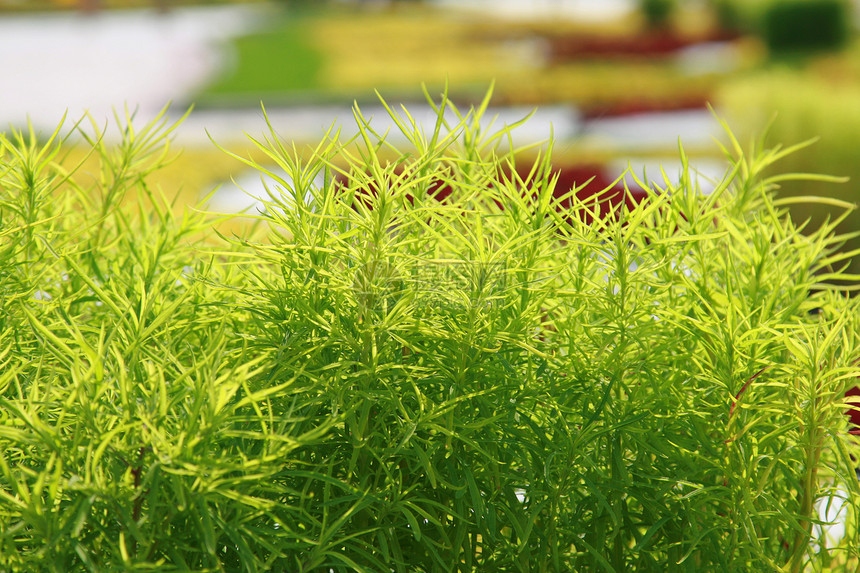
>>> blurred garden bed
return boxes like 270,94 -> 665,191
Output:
198,3 -> 760,114
545,27 -> 740,62
0,0 -> 265,11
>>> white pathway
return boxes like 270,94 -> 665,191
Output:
429,0 -> 635,22
0,4 -> 275,136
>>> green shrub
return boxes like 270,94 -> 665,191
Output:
710,0 -> 772,34
640,0 -> 676,28
713,0 -> 742,32
1,92 -> 860,571
762,0 -> 850,54
711,0 -> 756,33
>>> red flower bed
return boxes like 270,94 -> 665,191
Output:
579,95 -> 710,119
846,386 -> 860,435
545,164 -> 647,224
546,29 -> 740,62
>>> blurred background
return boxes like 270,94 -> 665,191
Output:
2,0 -> 860,274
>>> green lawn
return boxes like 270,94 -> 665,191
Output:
203,13 -> 325,101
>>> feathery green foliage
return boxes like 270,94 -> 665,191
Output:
1,91 -> 859,571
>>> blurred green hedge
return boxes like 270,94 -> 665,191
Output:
762,0 -> 850,54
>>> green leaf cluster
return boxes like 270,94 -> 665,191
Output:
1,91 -> 860,571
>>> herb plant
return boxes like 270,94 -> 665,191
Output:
1,91 -> 859,571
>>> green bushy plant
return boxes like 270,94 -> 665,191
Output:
1,91 -> 860,571
762,0 -> 850,55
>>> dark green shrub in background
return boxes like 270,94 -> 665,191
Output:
640,0 -> 676,28
762,0 -> 850,54
713,0 -> 740,32
712,0 -> 747,33
1,92 -> 860,571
